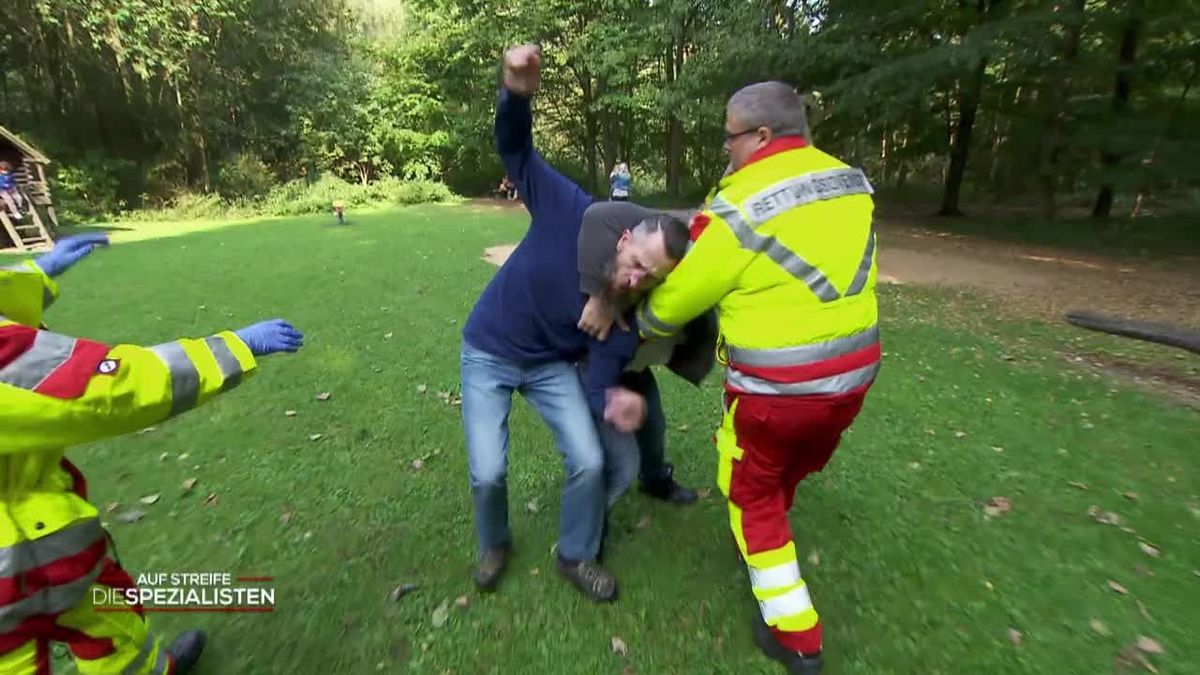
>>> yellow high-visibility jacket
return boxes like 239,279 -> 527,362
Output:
0,260 -> 256,630
637,138 -> 881,397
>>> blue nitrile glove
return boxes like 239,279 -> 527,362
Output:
34,233 -> 110,277
234,319 -> 304,356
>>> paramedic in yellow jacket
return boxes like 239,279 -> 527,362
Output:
637,83 -> 880,675
0,233 -> 304,675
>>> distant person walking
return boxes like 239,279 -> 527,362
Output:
609,162 -> 631,202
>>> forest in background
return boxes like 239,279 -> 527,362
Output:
1,0 -> 1197,223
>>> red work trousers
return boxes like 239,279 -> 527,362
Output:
716,388 -> 867,656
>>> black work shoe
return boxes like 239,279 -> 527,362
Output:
752,619 -> 822,674
165,630 -> 206,674
474,542 -> 511,591
556,557 -> 617,602
639,475 -> 699,505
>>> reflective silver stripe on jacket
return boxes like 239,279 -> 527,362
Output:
0,330 -> 76,391
726,325 -> 880,368
709,166 -> 876,303
0,519 -> 104,579
0,540 -> 107,632
150,341 -> 200,416
204,335 -> 244,392
726,362 -> 879,396
637,302 -> 680,338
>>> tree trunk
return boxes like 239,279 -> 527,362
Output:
664,44 -> 684,198
939,55 -> 988,216
1035,0 -> 1086,220
580,74 -> 599,195
1092,1 -> 1142,219
1131,58 -> 1195,217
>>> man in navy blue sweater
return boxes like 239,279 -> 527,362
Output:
461,44 -> 688,602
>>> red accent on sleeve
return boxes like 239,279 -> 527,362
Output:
689,213 -> 711,241
34,339 -> 112,400
0,324 -> 38,368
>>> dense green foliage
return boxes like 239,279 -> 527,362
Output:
2,0 -> 1197,220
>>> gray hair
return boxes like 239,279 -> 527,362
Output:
727,81 -> 808,138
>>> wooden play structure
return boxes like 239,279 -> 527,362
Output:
0,125 -> 58,252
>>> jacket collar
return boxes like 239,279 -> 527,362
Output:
719,136 -> 809,189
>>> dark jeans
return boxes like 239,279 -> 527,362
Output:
618,369 -> 672,484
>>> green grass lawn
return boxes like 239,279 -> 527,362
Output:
7,206 -> 1196,674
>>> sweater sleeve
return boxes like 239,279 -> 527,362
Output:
495,87 -> 594,230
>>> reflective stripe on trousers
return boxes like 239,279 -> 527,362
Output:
716,398 -> 823,656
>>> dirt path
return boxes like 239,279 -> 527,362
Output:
875,221 -> 1199,325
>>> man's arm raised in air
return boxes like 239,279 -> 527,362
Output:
494,44 -> 592,229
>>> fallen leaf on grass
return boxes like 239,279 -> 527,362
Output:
1093,510 -> 1121,526
1136,599 -> 1153,621
431,600 -> 450,628
991,446 -> 1004,453
908,462 -> 921,470
280,507 -> 295,526
117,510 -> 147,524
983,496 -> 1013,519
985,580 -> 994,591
1123,492 -> 1139,502
285,410 -> 297,417
181,478 -> 198,493
1107,580 -> 1129,595
1138,542 -> 1160,558
677,424 -> 688,432
529,567 -> 539,576
159,452 -> 169,462
1089,619 -> 1111,636
954,431 -> 968,439
315,392 -> 331,401
139,494 -> 160,505
417,384 -> 428,394
388,583 -> 418,602
611,636 -> 628,656
384,332 -> 394,340
203,493 -> 219,507
1068,481 -> 1089,490
526,499 -> 539,514
411,459 -> 424,471
454,595 -> 469,609
177,453 -> 189,461
1007,628 -> 1022,647
1135,636 -> 1164,654
308,434 -> 323,442
807,551 -> 821,567
636,515 -> 651,530
104,502 -> 119,513
138,427 -> 157,435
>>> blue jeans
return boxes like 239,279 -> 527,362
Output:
461,341 -> 612,562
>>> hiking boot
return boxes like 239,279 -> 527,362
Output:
474,542 -> 511,591
556,557 -> 617,602
165,630 -> 206,674
639,466 -> 698,506
752,619 -> 822,674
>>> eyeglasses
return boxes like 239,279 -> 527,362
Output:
724,128 -> 758,142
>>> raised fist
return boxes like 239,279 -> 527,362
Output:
504,44 -> 542,96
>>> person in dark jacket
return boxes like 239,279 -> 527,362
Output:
577,201 -> 722,508
461,44 -> 693,603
